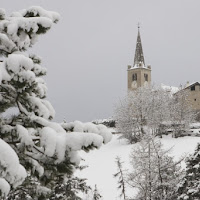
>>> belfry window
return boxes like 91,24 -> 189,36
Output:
132,73 -> 137,81
144,74 -> 148,81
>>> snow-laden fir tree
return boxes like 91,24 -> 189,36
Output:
0,6 -> 112,199
177,143 -> 200,200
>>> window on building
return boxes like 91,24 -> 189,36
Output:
191,85 -> 195,91
132,73 -> 137,81
194,99 -> 197,101
144,74 -> 148,81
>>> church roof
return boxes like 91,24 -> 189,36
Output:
133,25 -> 145,67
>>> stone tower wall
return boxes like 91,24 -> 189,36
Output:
127,67 -> 151,90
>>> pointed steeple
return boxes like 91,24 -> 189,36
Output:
133,24 -> 145,67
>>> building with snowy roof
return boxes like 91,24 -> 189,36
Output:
175,82 -> 200,112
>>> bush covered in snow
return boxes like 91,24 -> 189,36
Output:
0,6 -> 112,199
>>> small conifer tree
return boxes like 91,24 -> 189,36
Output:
114,156 -> 127,200
177,143 -> 200,200
93,185 -> 102,200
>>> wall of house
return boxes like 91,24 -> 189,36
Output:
186,84 -> 200,111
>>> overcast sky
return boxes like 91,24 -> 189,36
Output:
2,0 -> 200,122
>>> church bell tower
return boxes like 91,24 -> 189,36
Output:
127,25 -> 151,90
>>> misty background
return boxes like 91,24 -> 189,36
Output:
2,0 -> 200,122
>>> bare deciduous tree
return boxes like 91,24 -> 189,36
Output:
127,134 -> 183,200
114,85 -> 196,143
114,86 -> 171,143
169,89 -> 195,137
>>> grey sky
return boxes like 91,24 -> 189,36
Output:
2,0 -> 200,122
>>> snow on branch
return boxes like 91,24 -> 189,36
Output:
16,6 -> 60,23
61,121 -> 112,144
0,6 -> 60,51
0,139 -> 27,193
0,178 -> 10,198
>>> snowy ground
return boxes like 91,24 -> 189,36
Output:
78,133 -> 200,200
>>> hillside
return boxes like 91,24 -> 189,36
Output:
78,133 -> 200,200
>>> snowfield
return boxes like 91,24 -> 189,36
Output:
78,133 -> 200,200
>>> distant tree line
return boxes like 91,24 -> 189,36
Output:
92,118 -> 116,128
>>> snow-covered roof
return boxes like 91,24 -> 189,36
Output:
128,63 -> 151,71
161,84 -> 179,94
173,81 -> 200,95
184,82 -> 200,90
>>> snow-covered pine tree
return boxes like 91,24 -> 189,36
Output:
177,143 -> 200,200
49,176 -> 91,200
113,156 -> 127,200
0,6 -> 112,198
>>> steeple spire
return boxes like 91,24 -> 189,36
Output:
133,24 -> 145,67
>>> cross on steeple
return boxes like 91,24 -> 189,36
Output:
133,24 -> 145,67
138,22 -> 140,29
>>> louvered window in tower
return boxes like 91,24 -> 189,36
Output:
132,73 -> 137,81
144,74 -> 148,81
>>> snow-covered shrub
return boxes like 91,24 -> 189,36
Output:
0,6 -> 112,199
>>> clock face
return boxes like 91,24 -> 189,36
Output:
131,81 -> 137,89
